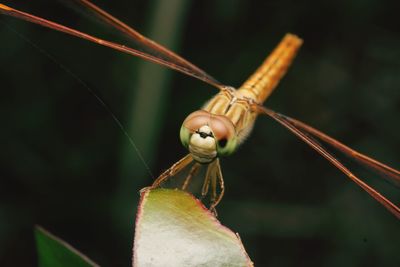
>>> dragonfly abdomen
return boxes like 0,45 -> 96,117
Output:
238,34 -> 303,104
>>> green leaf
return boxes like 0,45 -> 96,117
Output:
35,226 -> 99,267
133,188 -> 253,267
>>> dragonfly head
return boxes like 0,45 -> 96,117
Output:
180,110 -> 237,164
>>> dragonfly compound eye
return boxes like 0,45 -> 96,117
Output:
216,136 -> 237,157
218,138 -> 227,148
180,110 -> 238,161
180,110 -> 212,150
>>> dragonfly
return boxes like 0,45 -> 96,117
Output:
1,1 -> 399,217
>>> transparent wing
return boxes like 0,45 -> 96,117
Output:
281,114 -> 400,187
0,3 -> 224,89
255,105 -> 400,219
73,0 -> 222,88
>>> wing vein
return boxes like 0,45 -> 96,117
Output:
0,3 -> 223,88
255,105 -> 400,219
74,0 -> 223,87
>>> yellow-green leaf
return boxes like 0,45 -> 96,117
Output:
133,188 -> 253,267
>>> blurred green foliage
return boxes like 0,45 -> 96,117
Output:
35,226 -> 98,267
0,0 -> 399,266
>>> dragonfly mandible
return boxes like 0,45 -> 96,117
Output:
1,1 -> 399,216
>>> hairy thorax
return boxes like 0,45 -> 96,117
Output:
202,87 -> 258,145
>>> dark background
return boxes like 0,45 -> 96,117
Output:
1,0 -> 399,266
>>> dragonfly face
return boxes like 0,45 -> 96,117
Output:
180,110 -> 238,163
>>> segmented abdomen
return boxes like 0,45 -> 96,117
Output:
238,34 -> 303,104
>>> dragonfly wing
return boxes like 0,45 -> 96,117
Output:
254,105 -> 400,219
281,114 -> 400,187
0,3 -> 224,89
73,0 -> 223,88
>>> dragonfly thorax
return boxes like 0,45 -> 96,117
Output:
180,110 -> 238,164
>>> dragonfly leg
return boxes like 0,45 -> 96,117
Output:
182,163 -> 201,190
151,154 -> 193,188
210,173 -> 217,203
201,166 -> 212,197
209,172 -> 219,216
210,159 -> 225,211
